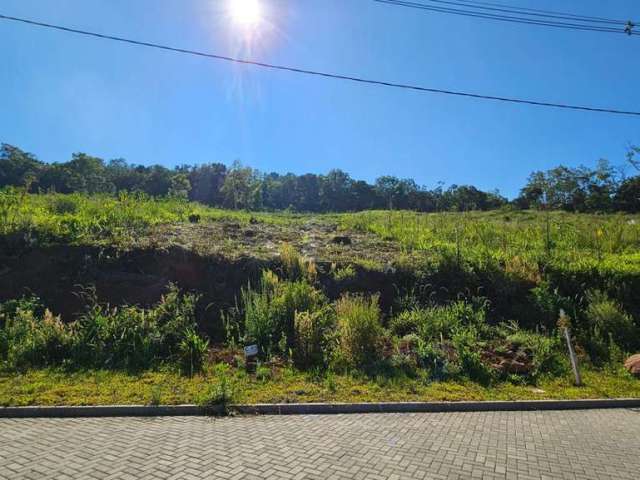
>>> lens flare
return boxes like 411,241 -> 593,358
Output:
228,0 -> 263,28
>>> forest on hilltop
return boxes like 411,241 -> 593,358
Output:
1,143 -> 639,213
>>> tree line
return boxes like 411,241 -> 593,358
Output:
1,143 -> 639,213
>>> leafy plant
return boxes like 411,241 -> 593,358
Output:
334,294 -> 383,369
198,376 -> 235,409
179,328 -> 210,377
293,307 -> 336,369
240,270 -> 327,357
584,290 -> 638,363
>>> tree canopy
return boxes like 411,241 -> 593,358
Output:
2,143 -> 639,213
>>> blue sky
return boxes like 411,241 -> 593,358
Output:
1,0 -> 639,198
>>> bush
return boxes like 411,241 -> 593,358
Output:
451,327 -> 495,385
504,328 -> 565,380
584,290 -> 638,363
0,298 -> 76,369
293,307 -> 336,369
75,285 -> 200,369
279,243 -> 317,283
49,196 -> 78,215
241,270 -> 328,356
0,285 -> 204,371
389,310 -> 421,337
179,328 -> 210,376
414,300 -> 489,343
415,340 -> 458,380
335,294 -> 383,369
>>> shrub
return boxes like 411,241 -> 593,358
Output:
0,285 -> 202,371
584,290 -> 638,363
529,281 -> 574,330
332,264 -> 356,282
451,327 -> 495,385
179,328 -> 210,377
389,310 -> 421,337
241,270 -> 328,356
279,243 -> 317,283
414,300 -> 489,343
415,340 -> 458,380
74,285 -> 199,369
335,294 -> 383,369
0,296 -> 77,369
49,196 -> 78,215
1,304 -> 76,369
293,307 -> 336,369
504,328 -> 565,380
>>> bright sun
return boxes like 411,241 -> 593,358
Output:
228,0 -> 263,28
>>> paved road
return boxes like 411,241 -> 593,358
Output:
1,409 -> 639,480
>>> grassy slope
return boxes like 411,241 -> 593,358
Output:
2,193 -> 640,405
4,192 -> 639,270
2,365 -> 639,407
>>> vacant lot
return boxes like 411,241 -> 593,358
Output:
1,191 -> 639,405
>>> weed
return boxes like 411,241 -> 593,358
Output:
198,376 -> 235,409
179,328 -> 210,377
334,294 -> 383,369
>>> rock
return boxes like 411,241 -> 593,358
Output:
624,354 -> 640,377
331,235 -> 352,246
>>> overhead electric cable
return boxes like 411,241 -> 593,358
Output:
374,0 -> 638,35
417,0 -> 631,25
1,13 -> 639,116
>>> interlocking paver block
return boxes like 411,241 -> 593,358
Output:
1,409 -> 640,479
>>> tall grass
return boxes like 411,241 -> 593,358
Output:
341,209 -> 640,275
335,294 -> 383,369
0,285 -> 204,371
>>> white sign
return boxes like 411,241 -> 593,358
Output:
244,344 -> 259,357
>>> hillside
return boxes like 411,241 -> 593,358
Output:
1,191 -> 640,405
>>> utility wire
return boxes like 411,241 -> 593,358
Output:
374,0 -> 638,35
421,0 -> 631,25
1,13 -> 639,116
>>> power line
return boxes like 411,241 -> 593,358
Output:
1,13 -> 639,117
375,0 -> 636,34
374,0 -> 638,35
423,0 -> 631,25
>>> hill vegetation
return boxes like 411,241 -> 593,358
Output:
1,188 -> 639,405
2,143 -> 640,213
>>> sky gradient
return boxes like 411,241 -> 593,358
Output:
1,0 -> 639,198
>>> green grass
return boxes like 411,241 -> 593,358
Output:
3,192 -> 640,406
5,192 -> 640,276
340,209 -> 640,276
0,190 -> 305,248
1,364 -> 638,407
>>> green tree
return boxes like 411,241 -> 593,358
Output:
615,176 -> 640,213
168,173 -> 191,200
0,144 -> 43,189
188,163 -> 227,205
220,161 -> 262,209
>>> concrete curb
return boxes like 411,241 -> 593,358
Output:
1,398 -> 640,418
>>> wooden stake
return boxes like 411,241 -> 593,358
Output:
562,317 -> 582,386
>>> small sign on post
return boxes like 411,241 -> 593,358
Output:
244,344 -> 258,358
243,344 -> 258,373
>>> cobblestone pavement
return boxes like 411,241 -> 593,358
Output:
2,409 -> 639,479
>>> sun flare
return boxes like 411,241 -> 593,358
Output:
228,0 -> 263,28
